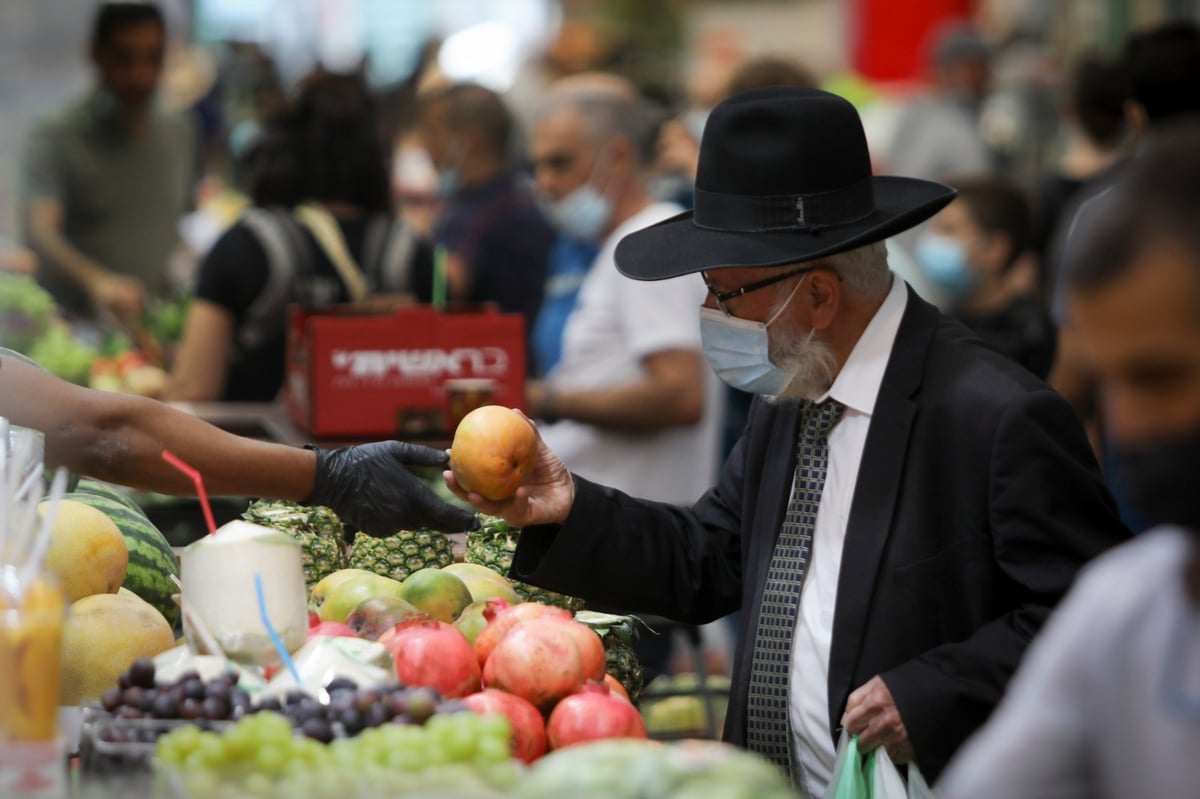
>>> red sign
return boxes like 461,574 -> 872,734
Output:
285,304 -> 525,438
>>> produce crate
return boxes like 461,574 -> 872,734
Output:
284,303 -> 525,439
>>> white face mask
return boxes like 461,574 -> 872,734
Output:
699,275 -> 808,395
545,182 -> 612,241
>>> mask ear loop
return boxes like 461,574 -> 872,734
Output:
764,272 -> 810,328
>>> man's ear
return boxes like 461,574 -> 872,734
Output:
807,269 -> 841,332
979,231 -> 1014,277
608,134 -> 636,179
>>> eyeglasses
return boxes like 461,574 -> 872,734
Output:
701,265 -> 819,316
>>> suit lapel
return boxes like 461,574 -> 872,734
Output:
825,287 -> 936,737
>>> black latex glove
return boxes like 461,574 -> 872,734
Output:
303,441 -> 478,538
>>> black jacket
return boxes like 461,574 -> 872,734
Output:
512,287 -> 1129,779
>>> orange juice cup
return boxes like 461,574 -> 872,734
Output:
0,573 -> 66,743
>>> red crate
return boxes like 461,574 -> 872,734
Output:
285,304 -> 525,438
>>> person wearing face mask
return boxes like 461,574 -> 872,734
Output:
523,85 -> 725,508
417,82 -> 555,343
915,176 -> 1055,379
447,88 -> 1128,794
19,1 -> 195,329
939,124 -> 1200,799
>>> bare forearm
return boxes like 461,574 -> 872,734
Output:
28,215 -> 109,293
54,393 -> 316,498
534,378 -> 703,434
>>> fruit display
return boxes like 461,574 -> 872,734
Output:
39,498 -> 128,602
575,611 -> 645,703
67,479 -> 181,627
641,673 -> 732,738
449,405 -> 538,501
61,591 -> 175,705
348,527 -> 454,582
29,322 -> 98,385
242,500 -> 347,592
0,273 -> 54,352
467,514 -> 585,611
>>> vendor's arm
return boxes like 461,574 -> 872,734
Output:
0,353 -> 476,534
526,347 -> 705,433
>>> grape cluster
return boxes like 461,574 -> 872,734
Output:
156,710 -> 521,799
97,658 -> 253,731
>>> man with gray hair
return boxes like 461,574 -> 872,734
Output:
523,83 -> 725,508
449,88 -> 1127,794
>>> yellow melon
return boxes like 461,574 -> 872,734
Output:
39,499 -> 128,602
61,591 -> 174,705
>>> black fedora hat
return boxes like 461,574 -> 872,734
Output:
615,87 -> 956,280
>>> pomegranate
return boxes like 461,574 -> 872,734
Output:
544,618 -> 606,682
603,674 -> 631,703
380,619 -> 480,698
462,689 -> 548,763
482,619 -> 587,710
475,601 -> 570,668
307,621 -> 359,640
546,682 -> 648,750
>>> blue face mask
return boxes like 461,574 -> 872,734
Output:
699,275 -> 808,395
916,233 -> 976,298
545,183 -> 611,241
436,167 -> 461,199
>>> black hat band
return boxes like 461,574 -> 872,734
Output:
692,177 -> 876,233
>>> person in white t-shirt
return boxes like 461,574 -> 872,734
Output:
524,83 -> 725,506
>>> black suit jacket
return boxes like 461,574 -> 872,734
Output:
513,287 -> 1129,779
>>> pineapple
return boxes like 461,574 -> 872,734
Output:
466,514 -> 585,612
242,500 -> 347,592
575,611 -> 645,704
348,528 -> 454,582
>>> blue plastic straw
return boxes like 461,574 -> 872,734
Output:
255,572 -> 301,683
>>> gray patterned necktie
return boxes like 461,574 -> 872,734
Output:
746,398 -> 845,781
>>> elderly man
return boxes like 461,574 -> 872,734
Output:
449,87 -> 1128,793
524,86 -> 725,507
939,125 -> 1200,799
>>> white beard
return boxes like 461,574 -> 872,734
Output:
768,328 -> 838,403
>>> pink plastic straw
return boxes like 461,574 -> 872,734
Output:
161,450 -> 217,536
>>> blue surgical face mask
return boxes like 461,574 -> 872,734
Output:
699,275 -> 808,395
436,167 -> 461,199
916,233 -> 976,298
545,182 -> 612,241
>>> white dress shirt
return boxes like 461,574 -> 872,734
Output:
789,274 -> 908,796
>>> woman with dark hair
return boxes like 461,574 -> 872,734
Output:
168,71 -> 432,402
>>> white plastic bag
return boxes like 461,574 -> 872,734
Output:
869,745 -> 938,799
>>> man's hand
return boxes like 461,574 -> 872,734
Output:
89,272 -> 145,326
841,676 -> 914,764
444,413 -> 575,529
305,441 -> 478,538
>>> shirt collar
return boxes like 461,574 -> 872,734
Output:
818,274 -> 907,417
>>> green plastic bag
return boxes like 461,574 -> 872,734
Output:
868,746 -> 937,799
824,732 -> 871,799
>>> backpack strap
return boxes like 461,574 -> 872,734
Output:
293,203 -> 368,302
365,215 -> 418,292
236,207 -> 316,356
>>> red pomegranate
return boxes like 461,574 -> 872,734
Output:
380,619 -> 480,698
602,674 -> 631,703
462,689 -> 548,763
546,682 -> 648,750
482,619 -> 587,709
474,601 -> 571,668
542,618 -> 606,682
307,621 -> 359,640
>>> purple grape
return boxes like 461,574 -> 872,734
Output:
151,692 -> 179,719
127,658 -> 156,689
100,688 -> 122,713
301,717 -> 334,743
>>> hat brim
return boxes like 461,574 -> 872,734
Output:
616,176 -> 956,280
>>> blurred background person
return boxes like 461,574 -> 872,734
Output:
917,175 -> 1054,379
166,70 -> 432,402
939,122 -> 1200,799
19,0 -> 195,330
417,81 -> 555,345
1030,55 -> 1129,301
887,22 -> 996,182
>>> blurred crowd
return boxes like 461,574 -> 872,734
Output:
4,0 -> 1200,717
